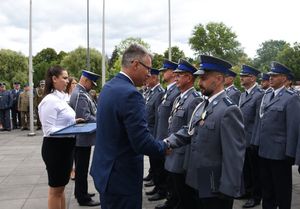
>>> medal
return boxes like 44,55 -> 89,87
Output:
199,120 -> 205,126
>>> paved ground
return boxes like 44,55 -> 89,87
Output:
0,129 -> 300,209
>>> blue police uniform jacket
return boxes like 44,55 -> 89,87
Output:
90,73 -> 167,195
226,85 -> 241,105
257,88 -> 300,160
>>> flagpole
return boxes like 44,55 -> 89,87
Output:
87,0 -> 90,71
168,0 -> 171,60
101,0 -> 106,87
28,0 -> 35,136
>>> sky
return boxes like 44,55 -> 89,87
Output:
0,0 -> 299,59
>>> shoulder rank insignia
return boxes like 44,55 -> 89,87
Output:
223,97 -> 234,106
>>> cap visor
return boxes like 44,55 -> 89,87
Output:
193,70 -> 205,75
267,71 -> 280,75
173,69 -> 185,73
92,81 -> 97,86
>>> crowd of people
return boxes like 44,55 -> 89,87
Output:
2,43 -> 300,209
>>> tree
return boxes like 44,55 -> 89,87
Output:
163,46 -> 185,63
189,22 -> 245,65
116,37 -> 151,56
253,40 -> 289,72
33,48 -> 59,85
108,46 -> 119,71
0,49 -> 28,89
152,53 -> 164,69
60,47 -> 104,88
276,42 -> 300,80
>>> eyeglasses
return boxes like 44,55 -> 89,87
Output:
132,60 -> 152,72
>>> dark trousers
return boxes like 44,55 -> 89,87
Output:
74,146 -> 92,202
100,192 -> 142,209
0,109 -> 11,130
164,171 -> 179,207
11,107 -> 21,128
259,157 -> 292,209
243,147 -> 261,201
170,172 -> 197,209
197,197 -> 233,209
152,156 -> 167,193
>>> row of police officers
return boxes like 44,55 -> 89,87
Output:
142,56 -> 300,209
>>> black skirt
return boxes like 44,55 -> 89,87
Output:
41,136 -> 76,187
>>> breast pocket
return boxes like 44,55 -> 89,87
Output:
268,106 -> 284,121
175,109 -> 185,118
198,121 -> 216,143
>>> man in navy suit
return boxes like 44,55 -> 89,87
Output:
90,44 -> 169,209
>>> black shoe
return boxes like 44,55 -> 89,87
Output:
88,193 -> 95,197
146,187 -> 158,196
242,198 -> 260,208
143,173 -> 153,181
148,192 -> 166,201
144,180 -> 155,187
78,199 -> 100,207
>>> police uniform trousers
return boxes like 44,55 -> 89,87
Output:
243,147 -> 261,201
170,172 -> 197,209
0,109 -> 11,130
100,191 -> 142,209
11,105 -> 21,128
259,157 -> 292,209
74,146 -> 92,203
152,156 -> 167,193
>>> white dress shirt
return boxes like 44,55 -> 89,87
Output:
38,90 -> 76,137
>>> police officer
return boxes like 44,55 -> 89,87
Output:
225,69 -> 241,105
239,65 -> 264,208
18,84 -> 30,130
165,55 -> 245,209
256,62 -> 300,209
144,68 -> 165,201
285,72 -> 300,96
260,73 -> 271,91
34,80 -> 45,130
10,82 -> 22,129
69,70 -> 100,207
153,59 -> 180,209
164,59 -> 202,209
0,83 -> 13,131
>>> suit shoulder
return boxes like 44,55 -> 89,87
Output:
192,91 -> 201,98
286,89 -> 295,95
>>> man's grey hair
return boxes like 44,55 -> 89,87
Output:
121,44 -> 152,68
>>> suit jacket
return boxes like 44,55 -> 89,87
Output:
226,85 -> 241,105
10,89 -> 22,109
155,83 -> 180,139
167,92 -> 245,198
90,73 -> 167,195
165,88 -> 202,173
239,85 -> 264,147
69,84 -> 97,147
257,88 -> 300,160
145,84 -> 165,136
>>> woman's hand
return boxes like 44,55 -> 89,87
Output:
75,118 -> 85,124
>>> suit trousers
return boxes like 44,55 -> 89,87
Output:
74,146 -> 92,202
152,156 -> 167,192
100,192 -> 142,209
259,157 -> 292,209
243,147 -> 262,200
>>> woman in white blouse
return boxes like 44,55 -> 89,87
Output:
38,66 -> 83,209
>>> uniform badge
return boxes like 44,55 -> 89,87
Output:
199,120 -> 205,126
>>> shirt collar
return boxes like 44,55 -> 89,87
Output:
274,86 -> 285,97
53,90 -> 68,100
225,84 -> 234,91
151,83 -> 160,91
208,90 -> 225,104
246,83 -> 258,94
180,87 -> 194,99
120,71 -> 134,85
167,82 -> 176,90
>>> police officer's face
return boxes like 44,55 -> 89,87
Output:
260,80 -> 270,90
240,75 -> 255,88
53,70 -> 69,92
175,73 -> 191,91
269,74 -> 287,89
198,72 -> 222,97
163,69 -> 174,82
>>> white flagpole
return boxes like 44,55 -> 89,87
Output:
168,0 -> 172,60
28,0 -> 35,136
87,0 -> 90,71
101,0 -> 106,87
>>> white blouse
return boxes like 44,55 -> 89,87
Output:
38,90 -> 76,137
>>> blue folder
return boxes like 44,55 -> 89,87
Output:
50,123 -> 96,136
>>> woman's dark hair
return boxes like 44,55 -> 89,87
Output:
65,76 -> 77,94
43,66 -> 66,96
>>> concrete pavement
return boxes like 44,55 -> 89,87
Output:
0,129 -> 299,209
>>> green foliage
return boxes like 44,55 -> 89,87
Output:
0,49 -> 28,89
188,22 -> 245,65
276,42 -> 300,80
152,53 -> 164,69
116,37 -> 151,56
60,47 -> 104,88
163,46 -> 185,63
253,40 -> 288,72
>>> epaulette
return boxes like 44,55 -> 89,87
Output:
256,88 -> 264,93
192,91 -> 200,97
233,86 -> 238,91
223,97 -> 234,106
265,88 -> 273,94
286,89 -> 295,95
158,86 -> 164,92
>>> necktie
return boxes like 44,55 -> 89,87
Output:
270,91 -> 275,101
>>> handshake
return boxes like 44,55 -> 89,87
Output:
163,139 -> 172,155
